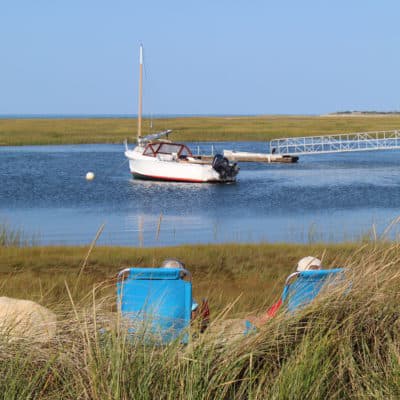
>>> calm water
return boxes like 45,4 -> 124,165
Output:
1,142 -> 400,246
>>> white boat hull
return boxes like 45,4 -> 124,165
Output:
125,149 -> 234,183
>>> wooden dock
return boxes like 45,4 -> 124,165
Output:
223,150 -> 299,163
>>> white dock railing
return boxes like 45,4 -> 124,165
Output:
269,130 -> 400,155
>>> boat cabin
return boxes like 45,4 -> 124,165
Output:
142,142 -> 193,160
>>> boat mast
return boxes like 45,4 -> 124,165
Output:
137,44 -> 143,142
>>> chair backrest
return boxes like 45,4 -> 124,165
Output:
281,269 -> 344,312
117,267 -> 192,343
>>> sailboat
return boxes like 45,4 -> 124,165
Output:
124,45 -> 239,183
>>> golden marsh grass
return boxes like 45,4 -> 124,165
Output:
2,115 -> 400,145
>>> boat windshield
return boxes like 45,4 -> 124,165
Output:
142,142 -> 193,158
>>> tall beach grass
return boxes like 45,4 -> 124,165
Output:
0,241 -> 400,398
0,222 -> 37,247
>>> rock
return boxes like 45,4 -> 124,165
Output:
0,297 -> 57,342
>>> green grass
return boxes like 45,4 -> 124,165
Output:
0,241 -> 400,398
0,242 -> 356,311
0,222 -> 37,247
1,205 -> 400,398
2,115 -> 400,145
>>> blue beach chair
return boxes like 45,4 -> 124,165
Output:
117,267 -> 192,343
244,268 -> 345,333
281,268 -> 345,312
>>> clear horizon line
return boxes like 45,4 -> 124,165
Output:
2,111 -> 399,119
0,112 -> 319,119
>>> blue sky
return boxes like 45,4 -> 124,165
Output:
1,0 -> 399,115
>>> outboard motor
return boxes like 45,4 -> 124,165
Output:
212,154 -> 239,181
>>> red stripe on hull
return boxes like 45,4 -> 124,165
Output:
131,172 -> 219,183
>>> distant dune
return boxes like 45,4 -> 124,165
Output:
322,111 -> 400,117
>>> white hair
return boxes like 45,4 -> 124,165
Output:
296,256 -> 322,272
161,258 -> 186,269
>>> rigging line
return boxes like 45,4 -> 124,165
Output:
106,157 -> 129,177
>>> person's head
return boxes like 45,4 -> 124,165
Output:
161,258 -> 186,269
161,258 -> 190,279
296,256 -> 322,272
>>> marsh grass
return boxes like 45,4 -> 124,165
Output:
1,241 -> 400,398
0,222 -> 37,247
2,115 -> 400,145
0,242 -> 356,311
0,224 -> 22,247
